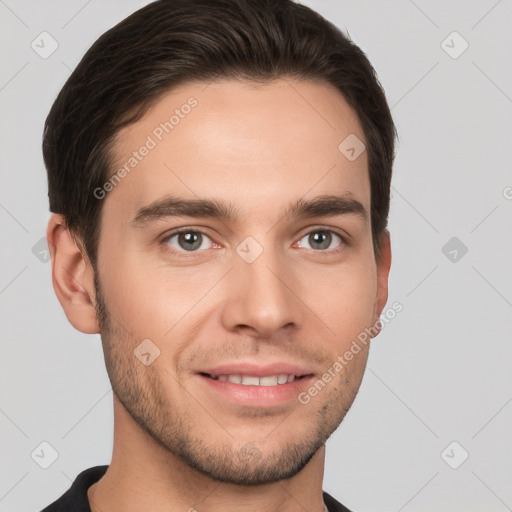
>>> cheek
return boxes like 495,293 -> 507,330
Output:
302,259 -> 378,342
97,229 -> 378,346
97,247 -> 220,340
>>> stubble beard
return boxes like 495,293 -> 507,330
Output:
92,270 -> 359,485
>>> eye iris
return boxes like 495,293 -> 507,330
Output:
178,232 -> 202,251
309,231 -> 331,250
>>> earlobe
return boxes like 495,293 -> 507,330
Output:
46,214 -> 100,334
371,230 -> 392,337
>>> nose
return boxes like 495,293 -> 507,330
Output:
220,246 -> 302,338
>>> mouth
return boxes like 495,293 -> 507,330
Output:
199,372 -> 312,387
196,368 -> 315,408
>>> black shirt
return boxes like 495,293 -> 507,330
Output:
40,465 -> 353,512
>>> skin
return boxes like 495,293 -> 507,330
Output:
47,78 -> 391,512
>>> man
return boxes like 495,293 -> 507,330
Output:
41,0 -> 396,510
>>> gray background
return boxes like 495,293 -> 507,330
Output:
1,1 -> 511,511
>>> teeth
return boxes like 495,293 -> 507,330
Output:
210,374 -> 298,386
277,374 -> 289,384
242,375 -> 260,386
259,376 -> 278,386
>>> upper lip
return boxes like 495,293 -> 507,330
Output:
198,362 -> 314,378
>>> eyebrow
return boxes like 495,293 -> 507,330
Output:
130,193 -> 367,228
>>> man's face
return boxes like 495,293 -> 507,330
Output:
93,79 -> 388,484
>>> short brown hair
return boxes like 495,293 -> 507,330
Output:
43,0 -> 397,268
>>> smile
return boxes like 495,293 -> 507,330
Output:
203,373 -> 305,386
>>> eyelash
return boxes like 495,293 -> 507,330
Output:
160,226 -> 348,257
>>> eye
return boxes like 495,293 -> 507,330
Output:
163,230 -> 213,253
297,229 -> 343,251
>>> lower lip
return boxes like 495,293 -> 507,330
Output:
198,374 -> 314,407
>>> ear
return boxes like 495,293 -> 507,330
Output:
371,229 -> 392,337
46,214 -> 100,334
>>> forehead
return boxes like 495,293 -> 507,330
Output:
103,78 -> 369,224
